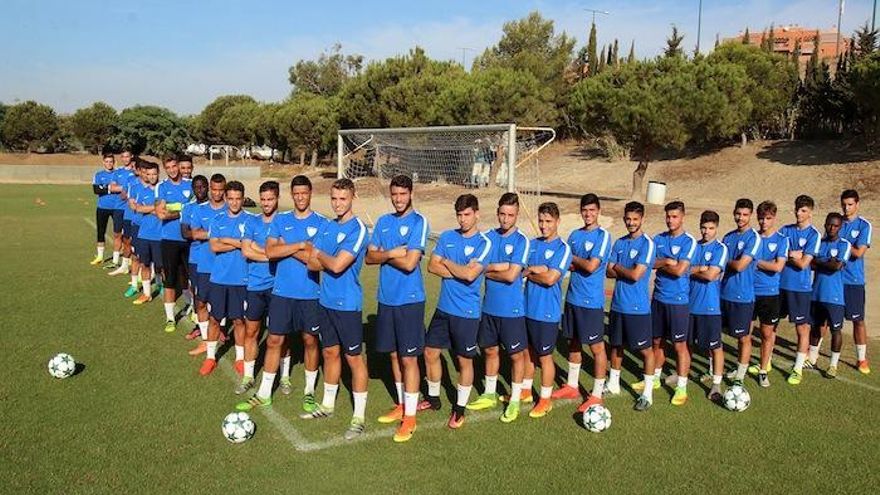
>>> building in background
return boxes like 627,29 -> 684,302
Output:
725,25 -> 851,70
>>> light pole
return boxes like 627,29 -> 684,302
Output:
584,8 -> 609,25
836,0 -> 844,58
458,47 -> 474,70
696,0 -> 704,54
872,0 -> 877,33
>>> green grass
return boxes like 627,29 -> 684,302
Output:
3,184 -> 879,494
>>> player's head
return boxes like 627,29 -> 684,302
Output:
163,156 -> 180,181
733,198 -> 753,230
454,194 -> 479,232
840,189 -> 860,218
794,194 -> 814,224
191,175 -> 209,203
258,180 -> 280,217
537,202 -> 560,238
496,192 -> 519,232
389,174 -> 413,215
290,175 -> 312,213
664,200 -> 685,232
209,173 -> 227,204
580,193 -> 600,227
825,212 -> 843,238
225,181 -> 245,214
177,154 -> 194,179
102,152 -> 115,170
141,161 -> 159,185
120,149 -> 134,167
330,178 -> 356,218
623,201 -> 644,234
756,201 -> 777,232
699,210 -> 720,242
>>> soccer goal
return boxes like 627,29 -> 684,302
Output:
337,124 -> 555,235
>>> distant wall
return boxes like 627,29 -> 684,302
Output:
0,165 -> 261,183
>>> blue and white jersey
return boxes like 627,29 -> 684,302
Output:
244,213 -> 275,292
812,237 -> 852,305
565,227 -> 611,310
609,233 -> 655,315
156,177 -> 193,241
267,211 -> 327,300
653,231 -> 698,305
123,178 -> 139,222
433,229 -> 492,319
315,216 -> 368,311
779,223 -> 822,292
482,227 -> 530,318
721,228 -> 762,303
135,184 -> 161,240
369,210 -> 429,306
110,167 -> 134,210
525,236 -> 572,322
181,201 -> 201,264
208,211 -> 250,286
191,202 -> 227,273
93,169 -> 118,209
840,216 -> 872,286
689,239 -> 729,316
754,231 -> 789,296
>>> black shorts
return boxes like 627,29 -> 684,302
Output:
526,318 -> 558,356
245,289 -> 272,322
160,240 -> 189,291
753,295 -> 781,327
781,289 -> 812,325
95,208 -> 115,242
128,224 -> 140,252
267,297 -> 321,335
208,283 -> 246,321
811,302 -> 845,332
111,210 -> 124,234
561,303 -> 605,346
122,219 -> 133,238
426,309 -> 480,358
195,271 -> 212,302
690,314 -> 722,351
721,300 -> 754,338
844,285 -> 865,322
375,302 -> 426,357
478,313 -> 527,354
318,307 -> 363,355
651,300 -> 690,342
608,311 -> 652,351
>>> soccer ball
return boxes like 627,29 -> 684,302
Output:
47,353 -> 76,379
222,412 -> 255,443
723,385 -> 751,412
582,404 -> 612,433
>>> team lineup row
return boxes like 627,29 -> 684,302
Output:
91,152 -> 873,442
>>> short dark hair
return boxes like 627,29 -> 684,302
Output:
455,194 -> 479,213
192,174 -> 208,187
826,212 -> 844,224
700,210 -> 720,225
121,148 -> 134,155
734,198 -> 754,212
389,174 -> 413,191
162,155 -> 178,164
538,202 -> 560,219
756,200 -> 777,217
665,200 -> 685,213
210,173 -> 226,185
102,152 -> 114,159
795,194 -> 814,211
580,193 -> 600,209
226,181 -> 245,194
141,161 -> 159,171
332,178 -> 356,193
290,175 -> 312,189
259,180 -> 280,196
624,201 -> 644,216
177,154 -> 193,163
841,189 -> 859,202
498,192 -> 519,208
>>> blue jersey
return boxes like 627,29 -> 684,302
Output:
191,202 -> 227,273
689,239 -> 729,315
433,229 -> 492,319
93,169 -> 118,209
135,184 -> 161,240
369,210 -> 430,306
123,177 -> 140,221
181,201 -> 200,264
812,237 -> 852,305
110,168 -> 134,210
779,224 -> 821,292
754,231 -> 789,296
156,178 -> 192,241
315,216 -> 368,311
208,211 -> 250,286
609,233 -> 655,315
128,181 -> 144,225
525,236 -> 572,322
267,211 -> 326,299
721,228 -> 762,303
840,216 -> 872,286
566,227 -> 611,310
244,213 -> 275,291
653,231 -> 698,305
482,228 -> 530,317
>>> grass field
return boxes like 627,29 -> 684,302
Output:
3,184 -> 880,494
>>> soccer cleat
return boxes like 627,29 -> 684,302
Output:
787,369 -> 803,386
418,397 -> 442,411
731,379 -> 744,388
747,364 -> 762,376
826,365 -> 838,379
132,294 -> 152,305
199,358 -> 217,376
185,327 -> 201,340
236,394 -> 271,411
631,379 -> 660,392
278,378 -> 293,396
164,320 -> 176,333
378,404 -> 404,424
123,286 -> 139,298
107,265 -> 127,276
447,408 -> 466,429
466,393 -> 499,411
633,396 -> 652,412
803,359 -> 816,370
671,387 -> 688,406
299,405 -> 333,420
90,255 -> 103,266
344,418 -> 366,441
393,416 -> 417,443
529,398 -> 553,419
188,342 -> 207,356
758,372 -> 771,388
576,394 -> 604,413
500,401 -> 520,423
302,393 -> 318,413
234,360 -> 244,376
234,377 -> 255,395
500,390 -> 534,404
708,386 -> 722,403
857,360 -> 871,375
602,384 -> 621,397
550,385 -> 581,400
725,369 -> 738,380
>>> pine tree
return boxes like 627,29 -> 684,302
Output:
598,45 -> 607,72
611,39 -> 619,67
742,27 -> 751,44
715,33 -> 720,49
665,25 -> 685,58
853,22 -> 879,61
587,22 -> 598,75
767,24 -> 775,52
627,40 -> 635,63
759,30 -> 768,51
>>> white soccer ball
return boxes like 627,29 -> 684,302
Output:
222,412 -> 255,443
582,404 -> 612,433
723,385 -> 751,412
47,353 -> 76,379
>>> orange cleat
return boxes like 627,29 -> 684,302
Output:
529,398 -> 553,418
857,360 -> 871,375
378,404 -> 404,424
501,390 -> 534,404
199,358 -> 217,376
447,409 -> 465,429
393,416 -> 417,443
576,394 -> 604,413
234,360 -> 244,376
132,294 -> 152,305
550,385 -> 581,400
188,342 -> 207,356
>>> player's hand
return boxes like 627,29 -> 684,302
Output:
665,258 -> 678,267
387,246 -> 407,259
790,250 -> 803,260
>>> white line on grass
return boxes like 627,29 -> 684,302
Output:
767,354 -> 880,393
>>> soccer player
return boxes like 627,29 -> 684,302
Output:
155,156 -> 193,333
647,201 -> 696,405
238,176 -> 326,413
522,202 -> 572,418
180,175 -> 209,338
840,189 -> 872,374
779,195 -> 821,385
556,193 -> 612,413
108,150 -> 137,277
469,192 -> 529,423
689,211 -> 729,401
302,178 -> 370,441
720,199 -> 762,386
236,181 -> 279,395
751,201 -> 788,387
131,161 -> 163,305
808,212 -> 852,378
366,175 -> 430,442
123,160 -> 145,298
605,201 -> 656,411
178,155 -> 194,179
424,194 -> 492,429
199,180 -> 249,377
91,153 -> 121,265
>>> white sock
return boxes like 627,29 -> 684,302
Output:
794,352 -> 806,372
322,383 -> 338,410
197,321 -> 208,340
510,382 -> 523,403
142,279 -> 151,297
244,360 -> 255,379
353,391 -> 368,420
808,345 -> 820,363
830,352 -> 841,367
164,303 -> 175,321
653,367 -> 662,380
121,257 -> 130,271
485,375 -> 498,395
857,344 -> 867,361
257,372 -> 275,399
522,378 -> 533,393
712,374 -> 722,385
566,362 -> 581,387
206,341 -> 218,360
677,375 -> 688,388
592,378 -> 605,397
97,246 -> 105,258
182,289 -> 193,306
404,392 -> 418,417
395,381 -> 404,404
642,374 -> 654,402
456,384 -> 472,407
112,251 -> 120,264
735,363 -> 748,381
540,386 -> 552,399
234,345 -> 244,361
427,380 -> 441,398
281,356 -> 292,380
608,368 -> 621,389
303,368 -> 317,394
130,274 -> 138,289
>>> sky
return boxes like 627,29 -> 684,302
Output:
0,0 -> 876,115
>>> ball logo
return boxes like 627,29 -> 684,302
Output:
544,249 -> 555,260
852,230 -> 860,238
336,232 -> 346,244
584,241 -> 594,251
768,242 -> 777,252
504,244 -> 514,255
798,237 -> 807,247
399,225 -> 409,236
306,226 -> 318,237
704,251 -> 712,261
830,248 -> 839,257
629,249 -> 638,260
671,245 -> 681,255
463,245 -> 475,256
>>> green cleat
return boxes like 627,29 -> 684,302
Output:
299,405 -> 333,420
123,286 -> 139,298
671,386 -> 688,406
631,379 -> 661,392
500,401 -> 520,423
787,369 -> 803,386
164,320 -> 176,333
747,364 -> 762,376
302,393 -> 318,413
826,365 -> 838,379
236,394 -> 271,411
466,393 -> 498,411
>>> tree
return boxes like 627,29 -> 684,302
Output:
288,43 -> 363,97
110,105 -> 189,156
598,46 -> 607,72
665,25 -> 685,58
850,52 -> 880,146
611,39 -> 619,67
250,103 -> 285,156
852,23 -> 878,61
742,27 -> 750,44
586,22 -> 598,75
216,101 -> 261,148
627,41 -> 636,63
197,95 -> 256,145
274,94 -> 338,167
0,102 -> 7,148
1,100 -> 60,152
70,102 -> 118,153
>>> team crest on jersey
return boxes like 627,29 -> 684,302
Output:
336,232 -> 347,243
238,223 -> 246,236
671,245 -> 681,255
183,190 -> 191,198
830,248 -> 839,257
798,237 -> 807,247
629,249 -> 638,259
464,245 -> 475,256
768,242 -> 777,252
584,241 -> 594,251
544,249 -> 555,260
504,244 -> 514,255
704,251 -> 712,261
852,230 -> 860,238
737,241 -> 744,250
399,225 -> 409,236
306,226 -> 318,237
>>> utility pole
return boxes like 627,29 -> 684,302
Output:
584,8 -> 609,25
836,0 -> 844,58
696,0 -> 704,54
458,47 -> 474,70
872,0 -> 877,33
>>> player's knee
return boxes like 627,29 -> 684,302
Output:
322,346 -> 340,360
266,335 -> 284,349
484,346 -> 499,358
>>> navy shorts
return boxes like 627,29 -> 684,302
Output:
187,263 -> 198,292
111,210 -> 124,234
561,303 -> 605,346
844,285 -> 865,321
526,318 -> 558,356
753,295 -> 781,327
245,289 -> 272,322
651,300 -> 690,342
318,307 -> 363,355
195,272 -> 212,302
375,302 -> 426,357
608,311 -> 652,351
426,309 -> 480,358
267,296 -> 321,336
781,289 -> 812,325
479,313 -> 527,354
690,314 -> 722,351
122,219 -> 133,238
137,239 -> 163,269
811,302 -> 845,332
128,224 -> 140,251
722,300 -> 754,338
208,283 -> 246,321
